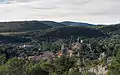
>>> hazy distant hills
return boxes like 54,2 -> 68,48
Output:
61,21 -> 94,26
0,21 -> 52,32
40,21 -> 66,27
40,21 -> 94,27
0,20 -> 119,38
0,21 -> 94,32
0,20 -> 120,43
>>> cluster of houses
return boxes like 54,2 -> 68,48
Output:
16,38 -> 111,75
27,38 -> 83,62
17,38 -> 110,75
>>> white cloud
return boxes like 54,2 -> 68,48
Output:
0,0 -> 120,24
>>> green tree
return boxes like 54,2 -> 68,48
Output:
108,47 -> 120,75
84,71 -> 96,75
6,58 -> 27,75
54,55 -> 76,75
0,65 -> 7,75
68,69 -> 82,75
0,54 -> 6,65
26,61 -> 49,75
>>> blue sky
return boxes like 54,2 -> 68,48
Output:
0,0 -> 120,24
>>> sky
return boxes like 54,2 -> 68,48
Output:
0,0 -> 120,24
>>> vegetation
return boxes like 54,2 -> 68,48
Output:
0,21 -> 120,75
42,26 -> 108,38
0,21 -> 52,32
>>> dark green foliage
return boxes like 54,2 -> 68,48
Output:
61,21 -> 94,26
26,62 -> 49,75
6,58 -> 27,75
83,72 -> 96,75
0,21 -> 120,75
108,45 -> 120,75
0,35 -> 31,43
54,55 -> 76,74
0,21 -> 52,32
100,24 -> 120,35
68,69 -> 83,75
0,54 -> 6,65
0,58 -> 49,75
0,58 -> 27,75
43,26 -> 107,38
40,21 -> 66,27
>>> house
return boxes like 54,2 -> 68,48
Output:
28,51 -> 55,62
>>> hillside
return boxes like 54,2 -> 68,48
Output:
40,21 -> 66,27
0,35 -> 30,43
100,24 -> 120,35
0,21 -> 52,32
0,21 -> 96,32
42,26 -> 108,38
61,21 -> 94,26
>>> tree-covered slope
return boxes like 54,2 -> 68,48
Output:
61,21 -> 94,26
42,26 -> 108,38
100,24 -> 120,35
40,21 -> 66,27
0,35 -> 30,43
0,21 -> 52,32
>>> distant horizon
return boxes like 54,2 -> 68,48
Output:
0,19 -> 119,25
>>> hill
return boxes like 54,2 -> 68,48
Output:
0,35 -> 31,43
0,21 -> 96,32
100,24 -> 120,35
42,26 -> 108,38
0,21 -> 52,32
61,21 -> 94,26
40,21 -> 66,27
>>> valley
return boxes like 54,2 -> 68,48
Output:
0,21 -> 120,75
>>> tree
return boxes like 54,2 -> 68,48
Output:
68,69 -> 82,75
84,71 -> 96,75
6,58 -> 27,75
0,54 -> 6,65
108,46 -> 120,75
26,61 -> 49,75
54,55 -> 76,75
0,65 -> 7,75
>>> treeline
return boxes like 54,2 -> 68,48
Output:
0,21 -> 52,32
0,20 -> 94,32
0,35 -> 31,43
100,24 -> 120,35
36,26 -> 108,38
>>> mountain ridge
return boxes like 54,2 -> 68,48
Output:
61,21 -> 94,26
0,20 -> 94,32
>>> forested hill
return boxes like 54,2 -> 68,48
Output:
42,26 -> 108,38
61,21 -> 94,26
0,21 -> 94,32
0,20 -> 119,38
40,21 -> 66,27
100,24 -> 120,35
0,21 -> 52,32
0,35 -> 30,43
